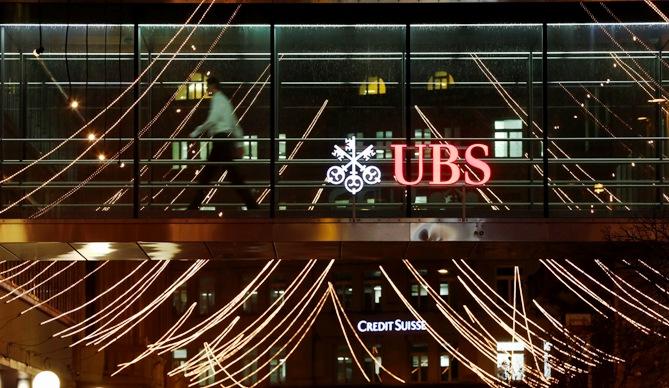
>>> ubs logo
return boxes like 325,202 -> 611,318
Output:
326,138 -> 492,194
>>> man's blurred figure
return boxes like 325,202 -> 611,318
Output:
188,77 -> 257,211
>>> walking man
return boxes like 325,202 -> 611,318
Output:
188,77 -> 257,211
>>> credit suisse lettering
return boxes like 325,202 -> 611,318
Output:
391,144 -> 492,186
356,319 -> 427,333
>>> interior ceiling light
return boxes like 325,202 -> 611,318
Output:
437,268 -> 449,275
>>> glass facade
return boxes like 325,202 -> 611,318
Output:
1,23 -> 667,218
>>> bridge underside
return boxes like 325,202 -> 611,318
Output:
0,218 -> 656,261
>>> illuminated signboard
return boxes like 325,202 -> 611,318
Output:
392,144 -> 491,186
357,319 -> 427,333
326,138 -> 491,193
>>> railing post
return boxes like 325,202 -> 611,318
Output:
133,23 -> 140,218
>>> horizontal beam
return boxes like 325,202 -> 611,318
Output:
0,218 -> 658,261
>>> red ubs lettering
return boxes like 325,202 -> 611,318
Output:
391,144 -> 491,186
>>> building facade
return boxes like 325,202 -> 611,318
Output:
0,1 -> 668,387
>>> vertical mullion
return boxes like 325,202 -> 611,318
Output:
0,26 -> 4,208
528,51 -> 534,211
542,22 -> 549,218
404,24 -> 412,217
133,24 -> 140,218
270,23 -> 277,218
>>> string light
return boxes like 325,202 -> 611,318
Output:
87,133 -> 96,141
378,265 -> 505,387
69,99 -> 79,109
31,5 -> 242,218
1,0 -> 219,216
98,153 -> 106,161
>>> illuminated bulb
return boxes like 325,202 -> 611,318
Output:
580,103 -> 585,107
586,94 -> 591,98
573,115 -> 578,119
70,100 -> 79,109
633,36 -> 638,41
631,162 -> 636,167
648,140 -> 654,144
32,371 -> 60,388
176,108 -> 182,113
613,63 -> 617,68
206,71 -> 211,76
218,211 -> 223,217
98,153 -> 106,161
611,172 -> 615,178
87,133 -> 96,141
606,78 -> 610,84
600,82 -> 604,87
120,162 -> 126,168
191,44 -> 196,51
437,269 -> 449,275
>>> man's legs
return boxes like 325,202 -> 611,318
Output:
187,141 -> 224,210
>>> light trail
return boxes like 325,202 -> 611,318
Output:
379,265 -> 508,387
113,302 -> 199,375
181,264 -> 329,386
56,261 -> 169,343
471,53 -> 623,210
0,1 -> 221,215
4,261 -> 77,303
0,0 -> 209,185
644,1 -> 669,24
32,4 -> 243,217
454,259 -> 617,364
327,283 -> 370,382
405,260 -> 560,383
328,282 -> 405,383
186,261 -> 332,386
0,261 -> 59,300
414,106 -> 504,211
0,262 -> 40,285
543,259 -> 655,335
42,261 -> 148,325
564,259 -> 669,326
22,261 -> 107,315
85,260 -> 207,350
532,300 -> 623,363
155,260 -> 280,358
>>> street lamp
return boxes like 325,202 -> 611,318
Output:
32,371 -> 60,388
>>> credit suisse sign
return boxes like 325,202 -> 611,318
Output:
357,319 -> 427,333
326,137 -> 491,194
